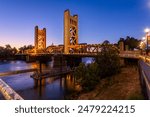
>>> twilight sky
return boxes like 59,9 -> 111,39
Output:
0,0 -> 150,48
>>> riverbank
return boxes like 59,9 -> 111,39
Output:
67,66 -> 144,100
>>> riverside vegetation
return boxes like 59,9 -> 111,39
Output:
70,42 -> 143,100
74,42 -> 120,91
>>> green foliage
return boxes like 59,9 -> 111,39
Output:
95,42 -> 120,78
74,42 -> 121,91
118,36 -> 140,50
74,62 -> 99,91
74,63 -> 87,82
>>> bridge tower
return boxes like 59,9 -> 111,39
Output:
35,26 -> 46,51
64,10 -> 78,54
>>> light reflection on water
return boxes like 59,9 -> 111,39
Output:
0,60 -> 75,100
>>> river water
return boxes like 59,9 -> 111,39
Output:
0,60 -> 76,100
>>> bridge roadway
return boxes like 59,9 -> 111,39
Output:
16,52 -> 140,59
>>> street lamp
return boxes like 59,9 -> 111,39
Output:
142,37 -> 146,40
140,38 -> 146,50
144,28 -> 150,55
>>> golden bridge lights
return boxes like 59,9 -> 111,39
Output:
140,28 -> 150,51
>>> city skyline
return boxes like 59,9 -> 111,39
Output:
0,0 -> 150,48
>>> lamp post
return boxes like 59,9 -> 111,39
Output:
144,28 -> 150,55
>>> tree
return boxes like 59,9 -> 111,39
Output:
12,47 -> 17,55
74,42 -> 121,91
26,45 -> 34,49
118,36 -> 140,50
74,63 -> 87,83
95,42 -> 120,78
18,45 -> 34,53
0,45 -> 18,59
0,46 -> 5,58
74,62 -> 99,91
103,40 -> 110,44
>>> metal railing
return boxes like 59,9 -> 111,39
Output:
138,60 -> 150,99
0,68 -> 37,100
0,79 -> 23,100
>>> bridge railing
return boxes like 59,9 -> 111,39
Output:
119,53 -> 140,58
0,79 -> 23,100
138,60 -> 150,99
0,68 -> 37,100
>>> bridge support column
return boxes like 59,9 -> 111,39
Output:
26,55 -> 36,62
34,79 -> 46,87
26,55 -> 30,62
53,56 -> 67,68
120,58 -> 125,66
34,61 -> 46,87
66,57 -> 82,68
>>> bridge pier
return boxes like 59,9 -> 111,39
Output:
66,56 -> 82,68
33,61 -> 46,87
53,55 -> 67,68
26,55 -> 37,62
34,78 -> 46,87
120,58 -> 125,66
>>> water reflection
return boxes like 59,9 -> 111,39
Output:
0,60 -> 75,100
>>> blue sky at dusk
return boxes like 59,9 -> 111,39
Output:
0,0 -> 150,48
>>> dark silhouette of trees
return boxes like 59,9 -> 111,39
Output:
0,44 -> 34,59
74,41 -> 120,91
118,36 -> 140,50
18,45 -> 34,53
0,45 -> 17,59
103,40 -> 110,44
95,42 -> 120,78
74,62 -> 99,91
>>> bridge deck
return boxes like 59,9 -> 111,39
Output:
16,51 -> 141,59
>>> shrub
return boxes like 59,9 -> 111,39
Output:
95,43 -> 120,78
74,62 -> 99,91
74,42 -> 121,91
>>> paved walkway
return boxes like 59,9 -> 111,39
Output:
139,60 -> 150,83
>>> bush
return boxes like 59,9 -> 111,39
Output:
95,43 -> 120,78
74,42 -> 121,91
74,62 -> 99,91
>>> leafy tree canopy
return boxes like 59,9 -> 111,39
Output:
118,36 -> 140,50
